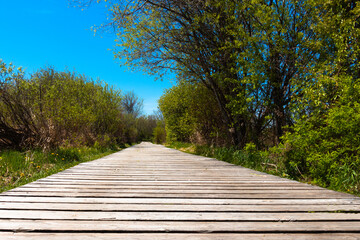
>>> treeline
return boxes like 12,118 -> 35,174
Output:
97,0 -> 360,193
0,61 -> 164,150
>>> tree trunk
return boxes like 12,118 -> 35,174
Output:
205,76 -> 246,147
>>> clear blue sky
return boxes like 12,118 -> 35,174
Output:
0,0 -> 173,115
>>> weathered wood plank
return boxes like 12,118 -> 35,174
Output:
0,210 -> 359,221
25,181 -> 317,186
0,220 -> 360,232
1,196 -> 358,204
8,188 -> 328,194
2,191 -> 351,198
19,184 -> 320,190
0,202 -> 359,212
34,179 -> 306,184
1,233 -> 360,240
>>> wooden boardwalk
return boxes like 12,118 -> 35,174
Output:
0,142 -> 359,239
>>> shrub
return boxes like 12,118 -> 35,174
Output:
275,75 -> 360,195
0,62 -> 124,149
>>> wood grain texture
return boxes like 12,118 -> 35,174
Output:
0,142 -> 359,239
1,233 -> 360,240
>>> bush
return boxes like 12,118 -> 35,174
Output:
153,124 -> 166,144
159,81 -> 229,145
274,75 -> 360,195
277,104 -> 360,194
0,62 -> 124,149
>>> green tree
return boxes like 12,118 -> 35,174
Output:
136,115 -> 157,141
152,120 -> 166,144
82,0 -> 250,146
159,82 -> 196,142
159,80 -> 228,145
275,0 -> 360,193
85,0 -> 323,147
0,60 -> 35,148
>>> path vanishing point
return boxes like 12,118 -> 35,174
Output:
0,142 -> 360,239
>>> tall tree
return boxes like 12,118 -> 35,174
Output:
272,0 -> 360,192
247,0 -> 320,143
80,0 -> 323,147
122,90 -> 144,118
87,0 -> 253,146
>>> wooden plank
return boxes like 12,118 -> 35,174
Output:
26,181 -> 315,185
1,196 -> 358,205
1,232 -> 360,240
40,177 -> 288,181
2,191 -> 351,198
0,220 -> 360,232
0,210 -> 359,221
8,188 -> 327,194
54,171 -> 277,175
33,179 -> 307,184
62,167 -> 262,170
0,202 -> 359,212
20,184 -> 320,190
32,179 -> 306,183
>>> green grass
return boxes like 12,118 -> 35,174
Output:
0,145 -> 127,193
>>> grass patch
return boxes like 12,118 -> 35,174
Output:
0,145 -> 127,193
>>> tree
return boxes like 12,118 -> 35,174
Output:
79,0 -> 249,146
84,0 -> 323,148
159,80 -> 229,145
122,90 -> 144,118
159,82 -> 196,142
153,121 -> 166,144
273,0 -> 360,193
244,0 -> 321,144
0,61 -> 36,148
136,115 -> 157,141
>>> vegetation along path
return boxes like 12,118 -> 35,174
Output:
0,142 -> 359,239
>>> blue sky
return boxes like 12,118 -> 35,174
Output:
0,0 -> 173,115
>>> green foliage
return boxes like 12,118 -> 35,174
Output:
275,75 -> 360,194
159,81 -> 228,145
136,115 -> 157,141
159,82 -> 197,142
103,0 -> 324,147
82,0 -> 360,195
120,91 -> 160,143
152,122 -> 166,144
50,148 -> 81,163
0,64 -> 125,149
269,0 -> 360,195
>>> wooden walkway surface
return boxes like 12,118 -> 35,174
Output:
0,142 -> 360,239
